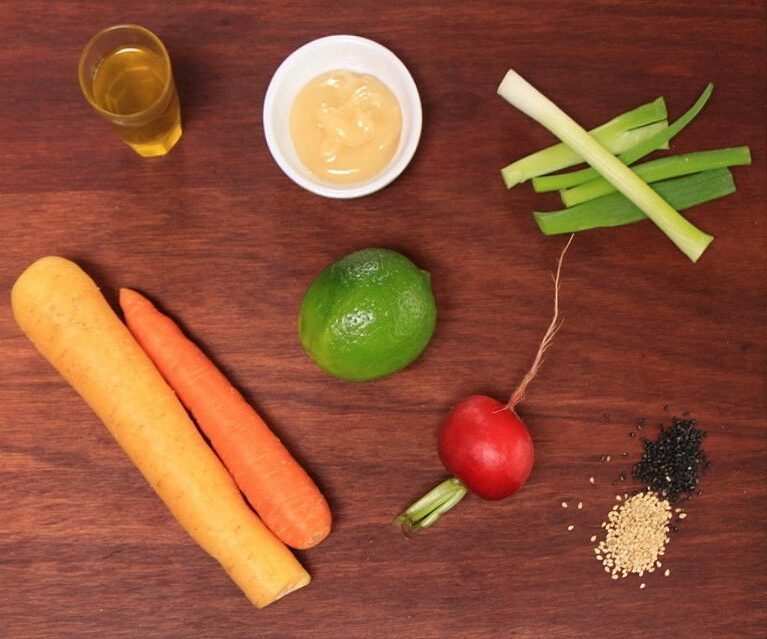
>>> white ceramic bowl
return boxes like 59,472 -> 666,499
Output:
263,35 -> 422,199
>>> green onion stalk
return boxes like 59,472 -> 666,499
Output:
498,70 -> 714,262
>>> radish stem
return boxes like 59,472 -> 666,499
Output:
498,70 -> 714,262
393,477 -> 468,535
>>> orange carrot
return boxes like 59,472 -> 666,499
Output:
119,288 -> 331,550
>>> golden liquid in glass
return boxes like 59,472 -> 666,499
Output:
92,45 -> 182,157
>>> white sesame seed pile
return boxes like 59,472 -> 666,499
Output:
594,491 -> 673,579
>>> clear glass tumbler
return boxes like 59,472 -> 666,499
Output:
78,24 -> 182,157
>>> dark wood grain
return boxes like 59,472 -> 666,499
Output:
1,1 -> 765,637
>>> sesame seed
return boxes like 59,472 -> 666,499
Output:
593,490 -> 673,581
561,501 -> 568,508
577,501 -> 583,510
678,512 -> 687,519
640,583 -> 646,589
589,476 -> 595,484
567,524 -> 575,531
632,416 -> 708,504
664,568 -> 670,577
590,535 -> 597,542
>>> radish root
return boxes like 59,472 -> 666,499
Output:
508,234 -> 574,410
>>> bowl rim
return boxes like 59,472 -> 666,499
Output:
262,34 -> 422,199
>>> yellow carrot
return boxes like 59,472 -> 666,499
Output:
11,256 -> 310,608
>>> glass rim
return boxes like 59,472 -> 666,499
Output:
78,24 -> 174,122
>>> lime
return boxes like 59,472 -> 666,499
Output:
298,248 -> 437,382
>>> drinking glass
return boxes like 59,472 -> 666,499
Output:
78,24 -> 182,157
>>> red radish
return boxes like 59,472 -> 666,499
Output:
439,395 -> 534,500
394,236 -> 573,534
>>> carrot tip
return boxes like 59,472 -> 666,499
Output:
119,287 -> 152,315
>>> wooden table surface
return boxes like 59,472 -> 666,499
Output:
1,2 -> 765,637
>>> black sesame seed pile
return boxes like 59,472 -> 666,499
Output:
632,417 -> 708,504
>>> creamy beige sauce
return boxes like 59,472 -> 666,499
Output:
290,70 -> 402,184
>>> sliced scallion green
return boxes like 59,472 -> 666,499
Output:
532,83 -> 714,193
497,70 -> 714,261
500,96 -> 668,188
533,168 -> 736,235
561,146 -> 751,206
